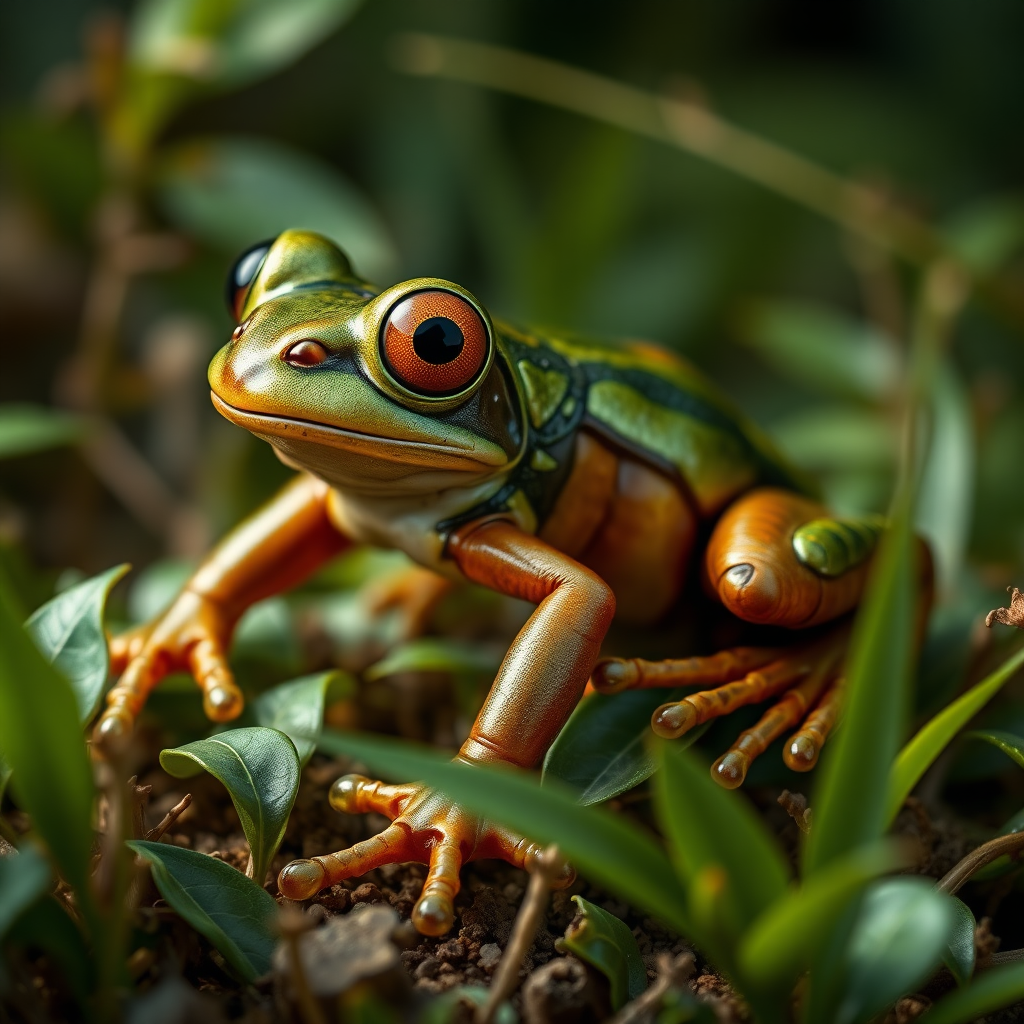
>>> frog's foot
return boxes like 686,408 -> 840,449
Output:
277,774 -> 573,936
593,628 -> 848,788
363,566 -> 456,640
94,591 -> 243,750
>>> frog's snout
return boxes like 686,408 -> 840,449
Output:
717,561 -> 781,623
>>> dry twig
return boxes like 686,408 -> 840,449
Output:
609,951 -> 696,1024
144,793 -> 193,843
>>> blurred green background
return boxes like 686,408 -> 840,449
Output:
1,0 -> 1023,674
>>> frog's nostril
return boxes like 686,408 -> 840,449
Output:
283,339 -> 329,367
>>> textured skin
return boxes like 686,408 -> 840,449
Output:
101,230 -> 924,934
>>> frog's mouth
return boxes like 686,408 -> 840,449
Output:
211,394 -> 508,474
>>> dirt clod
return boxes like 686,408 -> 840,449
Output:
521,956 -> 610,1024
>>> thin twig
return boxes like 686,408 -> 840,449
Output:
937,832 -> 1024,895
477,845 -> 564,1024
609,951 -> 696,1024
144,793 -> 193,843
390,34 -> 1024,329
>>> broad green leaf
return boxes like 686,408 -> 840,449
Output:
967,728 -> 1024,770
130,0 -> 364,89
542,689 -> 707,805
805,491 -> 917,874
365,639 -> 499,684
738,841 -> 907,989
921,960 -> 1024,1024
128,840 -> 277,982
943,196 -> 1024,274
652,742 -> 790,936
0,753 -> 10,803
739,301 -> 899,402
0,404 -> 84,459
316,729 -> 689,934
26,564 -> 130,723
158,137 -> 396,279
160,727 -> 300,884
916,360 -> 974,596
886,643 -> 1024,824
770,407 -> 894,472
557,895 -> 646,1008
0,844 -> 50,938
832,879 -> 956,1024
233,598 -> 301,672
253,671 -> 355,766
942,897 -> 976,986
0,577 -> 96,919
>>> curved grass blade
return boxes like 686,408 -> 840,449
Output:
160,727 -> 299,884
886,644 -> 1024,824
966,729 -> 1024,770
942,896 -> 976,986
920,960 -> 1024,1024
26,564 -> 130,723
832,878 -> 956,1024
128,841 -> 277,983
557,895 -> 646,1008
317,729 -> 689,934
0,577 -> 96,919
253,671 -> 354,766
738,841 -> 907,989
804,490 -> 916,875
542,688 -> 707,805
652,741 -> 790,936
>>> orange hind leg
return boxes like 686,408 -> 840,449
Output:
593,487 -> 929,786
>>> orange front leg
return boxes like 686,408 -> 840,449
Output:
96,473 -> 350,745
279,519 -> 614,933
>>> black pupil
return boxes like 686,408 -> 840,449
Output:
225,240 -> 273,313
413,317 -> 464,364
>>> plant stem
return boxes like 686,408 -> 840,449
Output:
477,845 -> 564,1024
937,832 -> 1024,895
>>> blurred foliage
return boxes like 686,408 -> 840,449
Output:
3,0 -> 1024,1021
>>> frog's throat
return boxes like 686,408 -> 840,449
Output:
210,393 -> 508,474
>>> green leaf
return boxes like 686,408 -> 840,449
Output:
832,879 -> 956,1024
0,752 -> 10,803
316,729 -> 690,934
420,985 -> 517,1024
804,490 -> 917,875
130,0 -> 364,89
966,728 -> 1024,770
652,742 -> 790,936
920,960 -> 1024,1024
943,196 -> 1024,274
942,897 -> 976,986
252,671 -> 354,766
0,404 -> 84,459
739,301 -> 899,402
26,565 -> 130,723
770,407 -> 895,472
886,644 -> 1024,824
0,844 -> 51,939
365,638 -> 499,684
916,359 -> 974,595
542,689 -> 707,805
738,841 -> 907,989
557,895 -> 646,1009
158,137 -> 396,279
0,576 -> 96,918
160,727 -> 300,884
128,840 -> 277,982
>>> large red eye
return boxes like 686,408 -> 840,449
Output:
381,291 -> 489,395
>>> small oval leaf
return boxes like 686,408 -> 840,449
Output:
253,671 -> 355,766
557,895 -> 646,1008
160,727 -> 299,884
942,896 -> 976,986
26,564 -> 130,723
833,878 -> 956,1024
542,689 -> 707,805
128,840 -> 277,982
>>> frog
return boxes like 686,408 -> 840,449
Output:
97,229 -> 921,936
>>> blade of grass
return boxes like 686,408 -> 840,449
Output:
886,644 -> 1024,824
316,729 -> 689,934
920,960 -> 1024,1024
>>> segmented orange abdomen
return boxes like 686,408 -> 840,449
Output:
705,488 -> 873,628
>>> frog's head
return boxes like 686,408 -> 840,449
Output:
209,230 -> 524,497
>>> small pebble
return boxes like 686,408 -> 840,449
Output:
478,943 -> 502,970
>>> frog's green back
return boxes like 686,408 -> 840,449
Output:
497,323 -> 816,519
